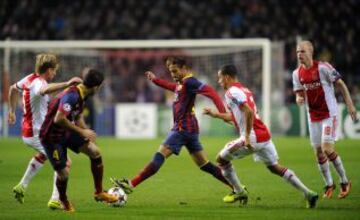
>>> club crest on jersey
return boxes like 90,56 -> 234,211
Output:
63,103 -> 72,112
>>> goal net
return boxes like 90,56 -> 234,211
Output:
0,39 -> 285,136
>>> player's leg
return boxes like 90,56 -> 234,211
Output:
42,141 -> 74,212
13,137 -> 47,204
257,140 -> 318,208
77,141 -> 118,203
321,117 -> 351,199
112,131 -> 184,193
309,121 -> 334,198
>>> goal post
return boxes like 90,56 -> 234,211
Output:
0,39 -> 273,137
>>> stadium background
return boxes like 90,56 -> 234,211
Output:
0,1 -> 359,220
1,0 -> 359,139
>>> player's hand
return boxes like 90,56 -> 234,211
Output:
203,107 -> 216,117
8,111 -> 16,124
347,105 -> 358,122
81,129 -> 97,142
244,136 -> 254,151
145,71 -> 156,81
67,77 -> 83,87
296,96 -> 305,106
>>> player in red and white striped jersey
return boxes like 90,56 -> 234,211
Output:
292,41 -> 357,199
204,65 -> 318,208
8,53 -> 82,209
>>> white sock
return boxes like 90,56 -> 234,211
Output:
50,172 -> 60,200
19,157 -> 44,188
282,169 -> 311,196
331,156 -> 348,184
221,164 -> 244,193
318,161 -> 333,186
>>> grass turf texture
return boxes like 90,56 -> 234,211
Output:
0,137 -> 359,220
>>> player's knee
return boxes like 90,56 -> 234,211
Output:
56,169 -> 69,181
216,154 -> 229,166
66,158 -> 72,170
267,165 -> 284,176
35,152 -> 48,162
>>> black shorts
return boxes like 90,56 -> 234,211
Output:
42,131 -> 89,171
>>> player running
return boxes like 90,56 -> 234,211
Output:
204,64 -> 319,208
111,57 -> 235,196
39,69 -> 118,212
292,41 -> 356,199
8,53 -> 82,209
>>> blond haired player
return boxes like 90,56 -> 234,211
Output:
8,53 -> 82,209
292,41 -> 356,199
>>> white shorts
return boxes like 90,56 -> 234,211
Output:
22,136 -> 46,154
219,137 -> 279,166
308,116 -> 337,148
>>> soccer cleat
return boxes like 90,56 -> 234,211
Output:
94,191 -> 119,203
60,200 -> 75,212
338,181 -> 351,199
110,177 -> 133,194
223,190 -> 248,205
47,199 -> 62,210
306,191 -> 319,209
13,183 -> 25,204
323,184 -> 335,199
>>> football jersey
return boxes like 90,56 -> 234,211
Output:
40,86 -> 85,143
15,73 -> 49,137
292,61 -> 340,122
153,75 -> 225,134
225,82 -> 270,143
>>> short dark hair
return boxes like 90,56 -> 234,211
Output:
83,69 -> 104,88
219,64 -> 238,78
166,57 -> 188,68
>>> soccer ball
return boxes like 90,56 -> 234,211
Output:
107,187 -> 128,207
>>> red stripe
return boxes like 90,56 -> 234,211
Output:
34,153 -> 47,163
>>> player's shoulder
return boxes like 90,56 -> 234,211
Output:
292,66 -> 300,75
318,61 -> 335,71
226,85 -> 246,98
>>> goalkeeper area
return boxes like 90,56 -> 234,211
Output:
0,137 -> 359,220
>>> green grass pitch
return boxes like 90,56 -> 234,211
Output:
0,137 -> 359,220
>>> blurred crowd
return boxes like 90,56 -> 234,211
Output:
1,0 -> 359,104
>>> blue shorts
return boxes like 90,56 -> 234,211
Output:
163,130 -> 203,155
41,131 -> 88,171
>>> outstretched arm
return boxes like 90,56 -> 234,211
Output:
203,107 -> 232,123
145,71 -> 177,92
40,77 -> 83,95
335,79 -> 358,121
7,84 -> 19,124
198,85 -> 226,113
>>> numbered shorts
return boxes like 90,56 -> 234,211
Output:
308,116 -> 337,148
41,132 -> 88,171
22,136 -> 46,154
163,130 -> 203,155
219,137 -> 279,166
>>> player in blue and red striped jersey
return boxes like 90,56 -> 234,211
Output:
112,57 -> 234,195
39,69 -> 118,212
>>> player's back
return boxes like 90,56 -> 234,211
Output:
40,86 -> 83,143
226,83 -> 270,143
16,73 -> 49,137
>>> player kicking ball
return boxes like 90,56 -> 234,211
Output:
39,69 -> 118,212
203,65 -> 319,208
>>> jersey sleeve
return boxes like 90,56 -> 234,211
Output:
292,69 -> 304,92
320,62 -> 341,83
226,87 -> 247,107
15,75 -> 28,91
58,92 -> 78,116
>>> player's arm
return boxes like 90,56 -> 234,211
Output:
239,103 -> 254,149
295,91 -> 305,106
202,107 -> 233,124
75,114 -> 89,129
198,85 -> 226,113
54,111 -> 96,142
292,70 -> 305,106
145,71 -> 177,92
335,79 -> 358,121
40,77 -> 82,95
7,83 -> 21,124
